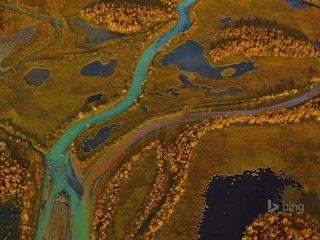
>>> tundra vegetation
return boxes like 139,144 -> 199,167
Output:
304,0 -> 320,6
0,0 -> 320,238
91,98 -> 320,238
0,129 -> 43,239
243,211 -> 320,240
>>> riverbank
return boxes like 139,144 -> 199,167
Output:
88,96 -> 320,238
34,0 -> 199,239
84,83 -> 320,190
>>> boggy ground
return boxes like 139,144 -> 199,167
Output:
73,0 -> 320,171
1,0 -> 320,237
0,0 -> 319,149
1,0 -> 320,149
89,117 -> 320,239
158,123 -> 320,239
0,0 -> 176,144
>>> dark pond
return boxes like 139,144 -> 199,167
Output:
220,17 -> 232,23
179,74 -> 242,96
312,41 -> 320,49
199,168 -> 300,240
87,93 -> 103,103
162,40 -> 257,79
82,123 -> 119,152
141,105 -> 148,112
287,0 -> 320,8
212,86 -> 242,96
166,88 -> 180,96
0,202 -> 21,240
74,19 -> 123,44
288,0 -> 309,8
24,68 -> 50,86
80,59 -> 117,77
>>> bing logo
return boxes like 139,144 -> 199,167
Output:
268,199 -> 304,213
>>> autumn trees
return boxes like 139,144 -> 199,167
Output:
91,142 -> 159,239
0,139 -> 43,239
304,0 -> 320,6
243,211 -> 320,239
90,96 -> 320,239
128,97 -> 320,238
139,123 -> 207,239
80,1 -> 178,33
124,144 -> 167,239
210,26 -> 320,63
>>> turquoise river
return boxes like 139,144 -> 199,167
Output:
34,0 -> 197,239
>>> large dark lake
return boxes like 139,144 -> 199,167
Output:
199,168 -> 300,240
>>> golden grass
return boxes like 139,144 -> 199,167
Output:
109,155 -> 157,239
158,122 -> 320,239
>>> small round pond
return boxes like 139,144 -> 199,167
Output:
24,68 -> 51,87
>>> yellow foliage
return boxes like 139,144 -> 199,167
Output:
304,0 -> 320,6
210,26 -> 320,62
0,145 -> 41,239
140,97 -> 320,238
80,1 -> 177,33
243,211 -> 320,239
91,141 -> 159,240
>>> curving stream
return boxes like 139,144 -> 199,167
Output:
32,0 -> 320,238
34,0 -> 197,239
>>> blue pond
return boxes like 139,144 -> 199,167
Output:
74,19 -> 123,44
24,68 -> 50,86
80,59 -> 116,77
220,17 -> 231,23
162,40 -> 257,79
82,123 -> 119,152
199,168 -> 301,240
312,41 -> 320,49
288,0 -> 309,8
179,74 -> 242,96
87,94 -> 103,103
